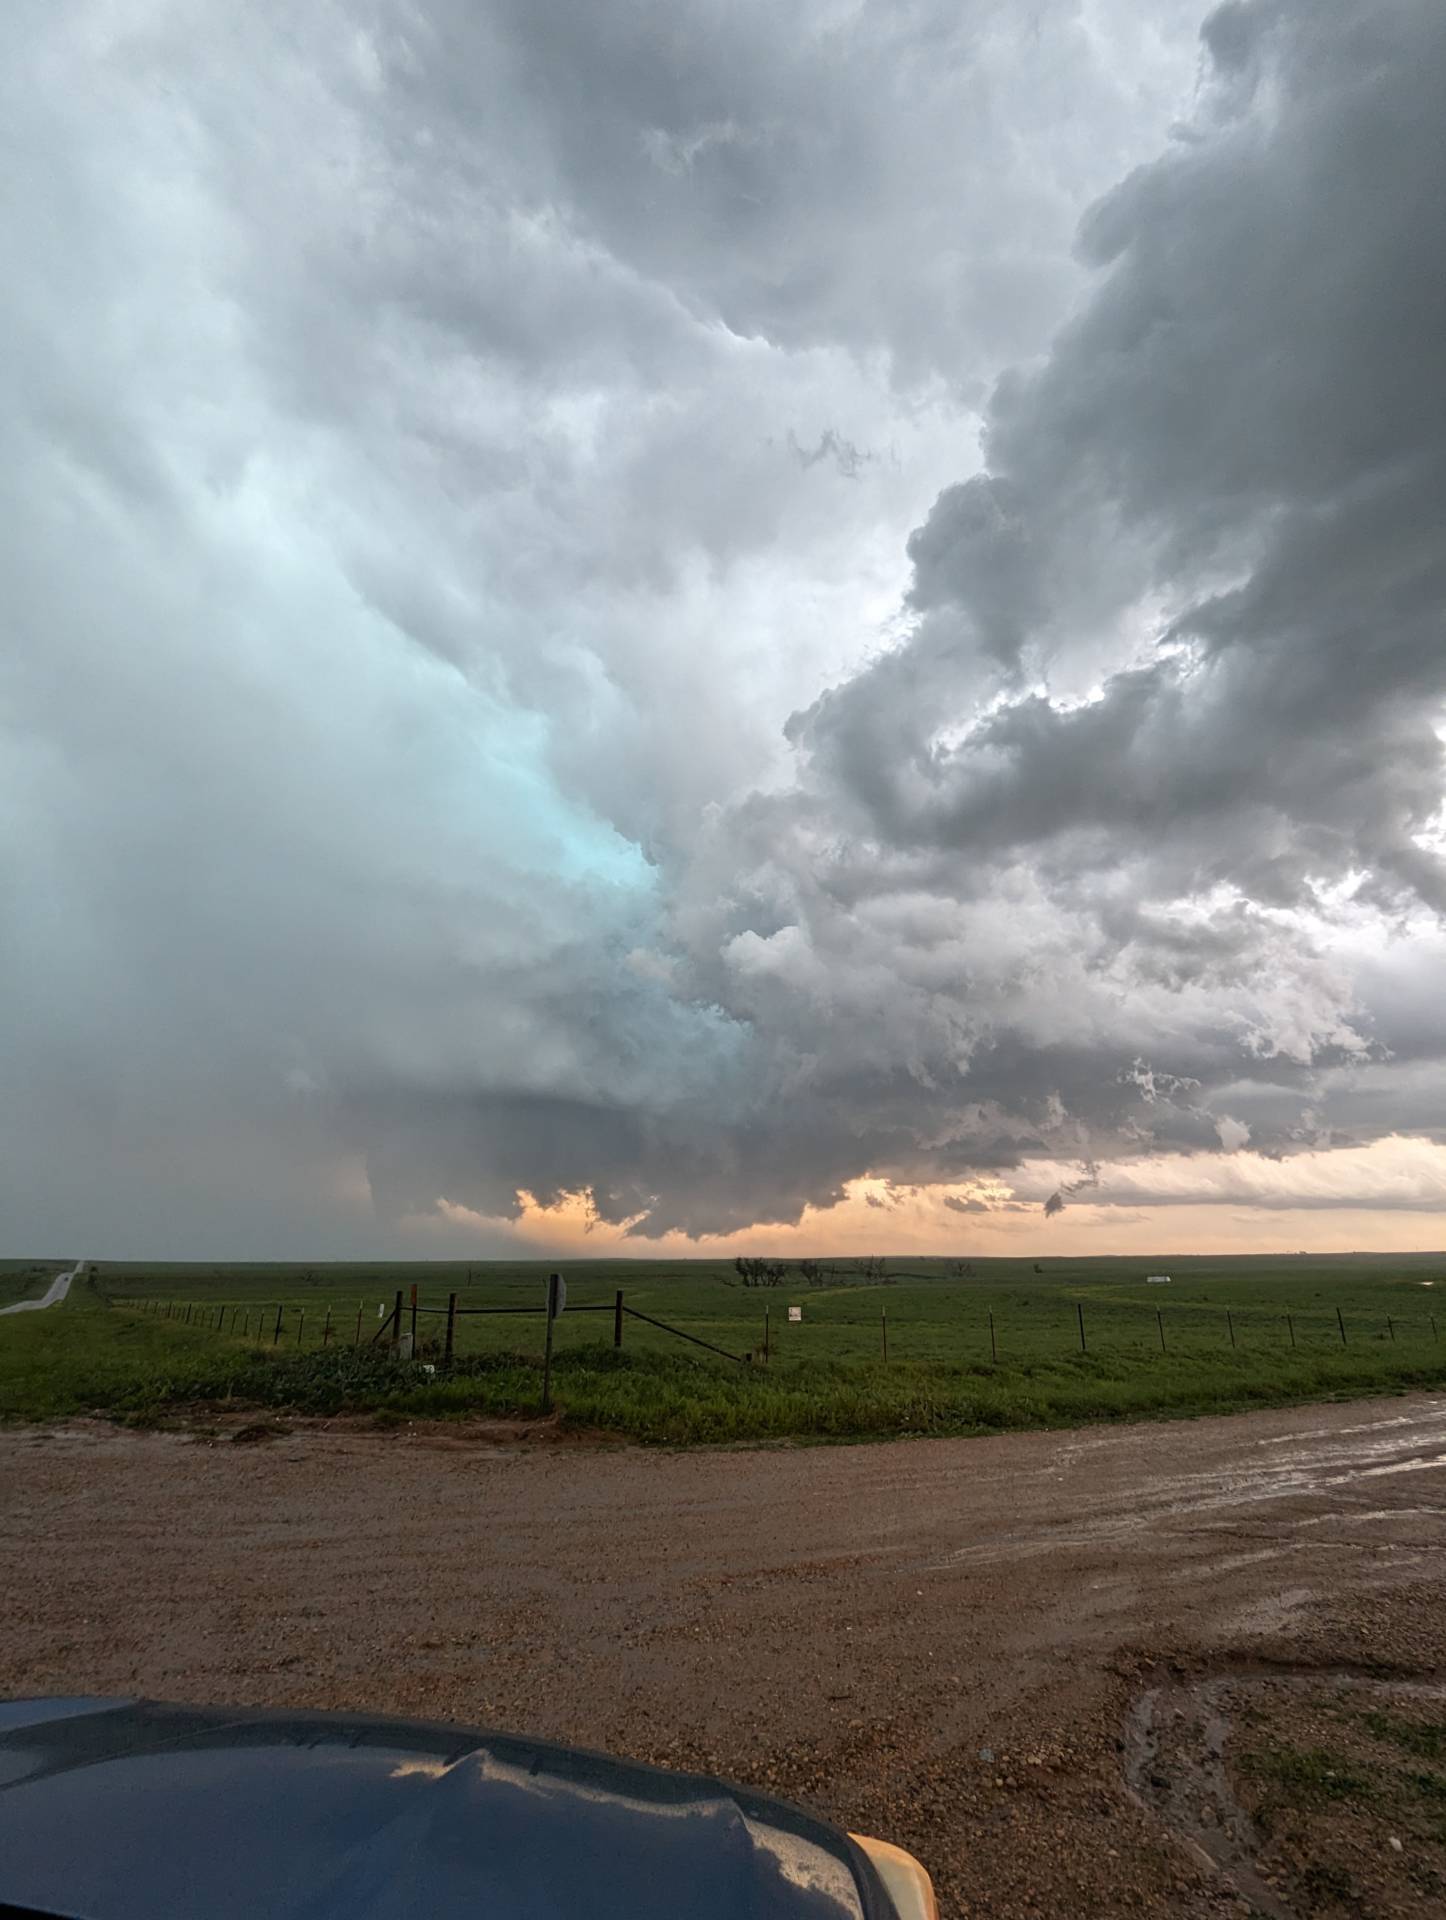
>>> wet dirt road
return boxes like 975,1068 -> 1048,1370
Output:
3,1393 -> 1444,1918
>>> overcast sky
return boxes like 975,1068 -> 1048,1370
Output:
5,0 -> 1445,1259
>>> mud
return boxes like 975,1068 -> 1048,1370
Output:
3,1391 -> 1445,1918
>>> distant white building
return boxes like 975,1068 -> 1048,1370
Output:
1146,1274 -> 1172,1284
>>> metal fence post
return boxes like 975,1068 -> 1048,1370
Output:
322,1308 -> 332,1346
614,1289 -> 624,1349
355,1302 -> 362,1346
1227,1310 -> 1235,1349
409,1284 -> 418,1354
297,1309 -> 305,1348
390,1289 -> 403,1351
1337,1307 -> 1347,1346
881,1307 -> 888,1362
1077,1303 -> 1087,1354
1157,1309 -> 1166,1354
273,1304 -> 283,1346
1287,1312 -> 1295,1348
445,1292 -> 457,1365
989,1310 -> 997,1363
1387,1315 -> 1395,1341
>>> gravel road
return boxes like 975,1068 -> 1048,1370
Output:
3,1393 -> 1444,1918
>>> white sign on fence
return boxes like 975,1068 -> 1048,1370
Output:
788,1305 -> 802,1323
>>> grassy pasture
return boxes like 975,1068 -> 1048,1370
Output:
2,1252 -> 1444,1443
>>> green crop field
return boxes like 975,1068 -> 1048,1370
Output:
2,1252 -> 1444,1443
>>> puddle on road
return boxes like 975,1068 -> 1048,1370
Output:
929,1412 -> 1446,1569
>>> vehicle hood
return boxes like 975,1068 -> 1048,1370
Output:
0,1696 -> 891,1920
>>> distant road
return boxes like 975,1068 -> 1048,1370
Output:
0,1263 -> 82,1316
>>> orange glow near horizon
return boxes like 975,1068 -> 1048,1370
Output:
401,1134 -> 1446,1260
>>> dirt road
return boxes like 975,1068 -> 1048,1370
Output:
4,1394 -> 1445,1918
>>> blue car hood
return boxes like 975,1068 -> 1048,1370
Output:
0,1697 -> 893,1920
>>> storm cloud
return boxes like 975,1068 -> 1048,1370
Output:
3,0 -> 1444,1253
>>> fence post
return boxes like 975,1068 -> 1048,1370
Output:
242,1311 -> 249,1338
989,1310 -> 997,1363
390,1289 -> 403,1351
409,1284 -> 418,1354
185,1303 -> 193,1325
1337,1306 -> 1347,1346
881,1307 -> 888,1363
1227,1310 -> 1235,1349
355,1303 -> 363,1347
273,1304 -> 283,1346
1077,1303 -> 1087,1355
541,1272 -> 561,1415
322,1308 -> 332,1346
1387,1315 -> 1395,1342
216,1305 -> 225,1331
1157,1309 -> 1166,1354
297,1309 -> 305,1348
445,1292 -> 457,1365
764,1304 -> 770,1362
1287,1312 -> 1295,1348
614,1290 -> 624,1349
1433,1316 -> 1439,1342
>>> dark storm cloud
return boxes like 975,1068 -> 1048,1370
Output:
651,0 -> 1446,1224
2,0 -> 1443,1253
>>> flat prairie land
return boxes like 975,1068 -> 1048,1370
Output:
3,1252 -> 1444,1441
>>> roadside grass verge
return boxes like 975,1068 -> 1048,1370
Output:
4,1288 -> 1446,1443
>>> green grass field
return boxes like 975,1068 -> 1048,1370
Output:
2,1253 -> 1444,1443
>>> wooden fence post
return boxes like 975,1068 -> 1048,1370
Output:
1227,1310 -> 1235,1349
989,1310 -> 997,1363
445,1292 -> 457,1365
1287,1312 -> 1295,1348
541,1272 -> 561,1415
1157,1309 -> 1166,1354
273,1304 -> 283,1345
322,1308 -> 332,1346
1387,1315 -> 1395,1341
1337,1307 -> 1347,1346
614,1289 -> 624,1349
881,1307 -> 888,1362
1077,1303 -> 1087,1354
297,1309 -> 305,1348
